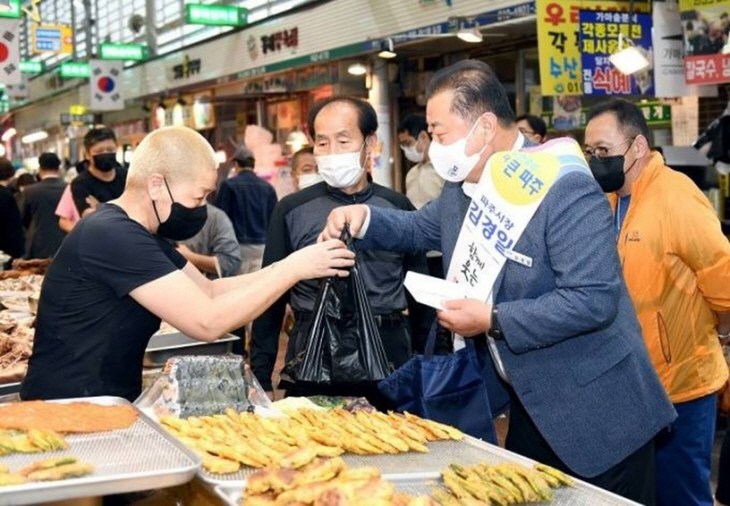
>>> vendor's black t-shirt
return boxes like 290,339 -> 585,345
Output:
20,204 -> 187,402
70,168 -> 126,215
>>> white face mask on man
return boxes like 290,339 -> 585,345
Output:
297,173 -> 324,189
315,143 -> 366,189
429,117 -> 487,183
401,143 -> 424,163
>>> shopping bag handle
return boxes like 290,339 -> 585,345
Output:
424,322 -> 477,358
339,223 -> 354,250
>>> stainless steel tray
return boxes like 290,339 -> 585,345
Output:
208,436 -> 639,506
0,396 -> 200,505
0,381 -> 20,397
144,331 -> 238,367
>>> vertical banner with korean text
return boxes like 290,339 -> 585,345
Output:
580,11 -> 654,95
446,139 -> 591,301
680,0 -> 730,85
537,0 -> 650,96
90,59 -> 124,111
0,19 -> 21,86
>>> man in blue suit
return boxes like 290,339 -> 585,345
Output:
322,60 -> 676,504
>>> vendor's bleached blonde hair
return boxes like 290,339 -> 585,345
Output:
126,126 -> 217,189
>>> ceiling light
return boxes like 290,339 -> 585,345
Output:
610,34 -> 650,75
0,0 -> 11,13
378,38 -> 396,59
1,127 -> 16,142
21,130 -> 48,144
214,150 -> 227,164
457,27 -> 483,43
347,62 -> 368,76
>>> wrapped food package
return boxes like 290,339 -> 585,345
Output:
135,355 -> 273,419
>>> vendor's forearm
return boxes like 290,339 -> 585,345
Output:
185,251 -> 217,276
209,265 -> 277,297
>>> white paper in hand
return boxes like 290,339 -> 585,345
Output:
404,271 -> 466,310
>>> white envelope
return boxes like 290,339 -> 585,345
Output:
404,271 -> 467,310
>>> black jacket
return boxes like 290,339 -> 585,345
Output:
0,185 -> 24,263
22,177 -> 67,259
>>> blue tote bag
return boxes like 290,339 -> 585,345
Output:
378,327 -> 508,443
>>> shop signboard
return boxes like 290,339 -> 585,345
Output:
184,4 -> 247,26
541,100 -> 671,130
60,112 -> 99,126
679,0 -> 730,85
579,10 -> 653,96
19,59 -> 42,73
31,24 -> 73,55
537,0 -> 650,96
0,0 -> 21,19
653,2 -> 717,97
60,61 -> 90,78
100,43 -> 148,61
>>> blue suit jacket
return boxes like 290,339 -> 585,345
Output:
361,170 -> 676,477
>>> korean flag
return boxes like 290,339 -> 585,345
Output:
90,59 -> 124,111
0,19 -> 21,86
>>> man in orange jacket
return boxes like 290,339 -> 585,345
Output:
585,98 -> 730,506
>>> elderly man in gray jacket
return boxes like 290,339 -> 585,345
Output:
323,60 -> 676,505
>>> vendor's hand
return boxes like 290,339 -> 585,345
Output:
319,205 -> 369,242
284,239 -> 355,281
438,299 -> 492,338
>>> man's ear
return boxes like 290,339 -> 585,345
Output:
634,135 -> 651,158
148,173 -> 165,200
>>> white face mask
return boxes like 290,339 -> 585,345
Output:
429,117 -> 487,183
297,173 -> 323,190
315,144 -> 366,189
401,143 -> 424,163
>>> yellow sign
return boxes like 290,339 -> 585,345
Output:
69,105 -> 85,116
537,0 -> 650,96
32,24 -> 74,55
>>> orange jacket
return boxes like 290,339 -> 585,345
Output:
609,152 -> 730,403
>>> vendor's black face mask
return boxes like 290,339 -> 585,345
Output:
92,153 -> 118,172
152,178 -> 207,241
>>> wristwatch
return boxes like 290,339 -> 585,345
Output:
488,306 -> 503,340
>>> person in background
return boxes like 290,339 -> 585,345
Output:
71,127 -> 125,217
22,153 -> 67,259
397,114 -> 444,210
20,126 -> 354,403
322,60 -> 675,504
291,147 -> 322,191
56,185 -> 80,233
214,145 -> 277,274
0,158 -> 24,264
585,98 -> 730,506
516,114 -> 548,144
398,114 -> 446,279
251,96 -> 434,402
178,203 -> 242,279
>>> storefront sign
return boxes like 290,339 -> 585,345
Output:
579,11 -> 653,95
172,54 -> 201,80
184,4 -> 247,26
60,61 -> 90,78
0,1 -> 21,19
31,24 -> 73,55
260,28 -> 299,55
60,112 -> 99,125
537,0 -> 650,96
19,59 -> 42,74
654,2 -> 717,97
100,43 -> 148,61
680,0 -> 730,85
541,100 -> 671,130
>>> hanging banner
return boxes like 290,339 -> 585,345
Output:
89,59 -> 124,111
579,11 -> 653,96
680,0 -> 730,85
537,0 -> 650,96
0,19 -> 21,86
654,2 -> 717,97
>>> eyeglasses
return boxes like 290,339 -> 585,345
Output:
518,128 -> 536,136
583,137 -> 636,159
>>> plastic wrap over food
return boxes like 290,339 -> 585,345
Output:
135,355 -> 272,419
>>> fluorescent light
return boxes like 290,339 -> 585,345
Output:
347,63 -> 367,76
457,28 -> 483,43
1,127 -> 16,142
214,150 -> 227,164
610,33 -> 651,75
124,149 -> 133,163
0,144 -> 6,157
0,0 -> 11,13
21,130 -> 48,144
378,38 -> 396,59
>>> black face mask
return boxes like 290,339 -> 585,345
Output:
152,178 -> 208,241
92,153 -> 118,172
588,142 -> 638,193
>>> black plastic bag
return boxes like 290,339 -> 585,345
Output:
296,226 -> 392,384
